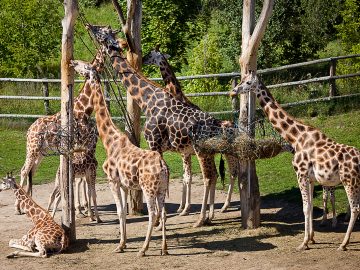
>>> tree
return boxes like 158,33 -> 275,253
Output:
0,0 -> 62,77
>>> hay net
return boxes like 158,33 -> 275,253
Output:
37,117 -> 98,157
189,115 -> 292,160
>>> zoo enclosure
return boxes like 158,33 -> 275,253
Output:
0,54 -> 360,119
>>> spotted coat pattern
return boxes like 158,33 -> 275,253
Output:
231,72 -> 360,251
71,59 -> 169,256
1,174 -> 68,258
143,48 -> 239,213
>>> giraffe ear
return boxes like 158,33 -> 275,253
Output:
117,38 -> 128,49
163,54 -> 170,59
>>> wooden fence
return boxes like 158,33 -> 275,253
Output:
0,54 -> 359,119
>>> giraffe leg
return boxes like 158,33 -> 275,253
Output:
158,194 -> 168,256
108,180 -> 126,253
220,155 -> 238,213
338,185 -> 360,251
194,153 -> 216,227
320,186 -> 329,227
89,171 -> 102,223
179,153 -> 192,216
329,187 -> 337,228
47,168 -> 60,217
206,177 -> 217,224
75,178 -> 86,218
138,194 -> 156,257
296,175 -> 312,250
81,178 -> 90,215
309,181 -> 315,244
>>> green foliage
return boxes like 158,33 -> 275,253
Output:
0,0 -> 62,78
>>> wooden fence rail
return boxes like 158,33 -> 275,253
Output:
0,54 -> 359,119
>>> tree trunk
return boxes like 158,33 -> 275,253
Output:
238,0 -> 274,229
60,0 -> 78,242
125,0 -> 143,215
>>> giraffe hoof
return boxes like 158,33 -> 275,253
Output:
193,219 -> 204,228
137,250 -> 146,257
220,207 -> 228,213
179,210 -> 189,216
161,250 -> 169,256
6,253 -> 16,259
296,244 -> 309,251
337,245 -> 347,251
204,218 -> 213,226
96,218 -> 103,223
113,245 -> 125,253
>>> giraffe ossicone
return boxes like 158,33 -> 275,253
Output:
231,72 -> 360,251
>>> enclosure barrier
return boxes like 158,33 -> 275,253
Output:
0,54 -> 359,119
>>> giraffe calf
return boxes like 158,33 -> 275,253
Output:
1,173 -> 68,258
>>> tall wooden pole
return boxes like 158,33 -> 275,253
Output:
126,0 -> 143,215
60,0 -> 78,242
238,0 -> 274,229
112,0 -> 143,215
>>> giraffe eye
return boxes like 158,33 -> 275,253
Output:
246,81 -> 251,85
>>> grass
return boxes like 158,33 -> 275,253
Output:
1,110 -> 360,214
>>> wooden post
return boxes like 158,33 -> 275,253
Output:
126,0 -> 143,215
238,0 -> 274,229
329,58 -> 337,97
60,0 -> 78,242
42,80 -> 50,115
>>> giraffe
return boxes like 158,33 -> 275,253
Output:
230,71 -> 360,251
71,59 -> 169,256
0,172 -> 68,258
46,143 -> 101,223
16,53 -> 104,220
87,24 -> 233,227
320,186 -> 337,227
143,47 -> 239,213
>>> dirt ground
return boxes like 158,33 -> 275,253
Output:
0,176 -> 359,270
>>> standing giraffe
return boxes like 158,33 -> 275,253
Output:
16,53 -> 104,221
71,59 -> 169,256
143,47 -> 239,213
231,72 -> 360,251
88,24 -> 235,227
0,173 -> 68,258
320,186 -> 337,227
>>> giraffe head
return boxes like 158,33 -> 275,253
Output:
143,45 -> 170,66
71,60 -> 99,82
86,24 -> 121,54
0,172 -> 16,192
230,71 -> 260,97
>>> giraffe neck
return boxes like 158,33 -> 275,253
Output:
109,50 -> 166,112
157,58 -> 199,109
73,81 -> 93,119
255,82 -> 312,149
90,80 -> 127,151
12,184 -> 47,224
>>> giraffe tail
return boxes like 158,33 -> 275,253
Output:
160,158 -> 170,198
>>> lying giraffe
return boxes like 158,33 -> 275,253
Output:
0,173 -> 68,258
88,24 -> 238,227
231,72 -> 360,251
16,53 -> 103,223
143,47 -> 239,213
71,59 -> 169,256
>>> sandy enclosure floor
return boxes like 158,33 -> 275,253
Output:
0,176 -> 359,270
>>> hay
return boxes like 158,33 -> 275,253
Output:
193,132 -> 284,160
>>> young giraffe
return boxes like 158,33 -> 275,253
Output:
16,54 -> 104,222
0,173 -> 68,258
231,72 -> 360,251
88,24 -> 232,227
143,47 -> 239,213
46,144 -> 101,223
71,59 -> 169,256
